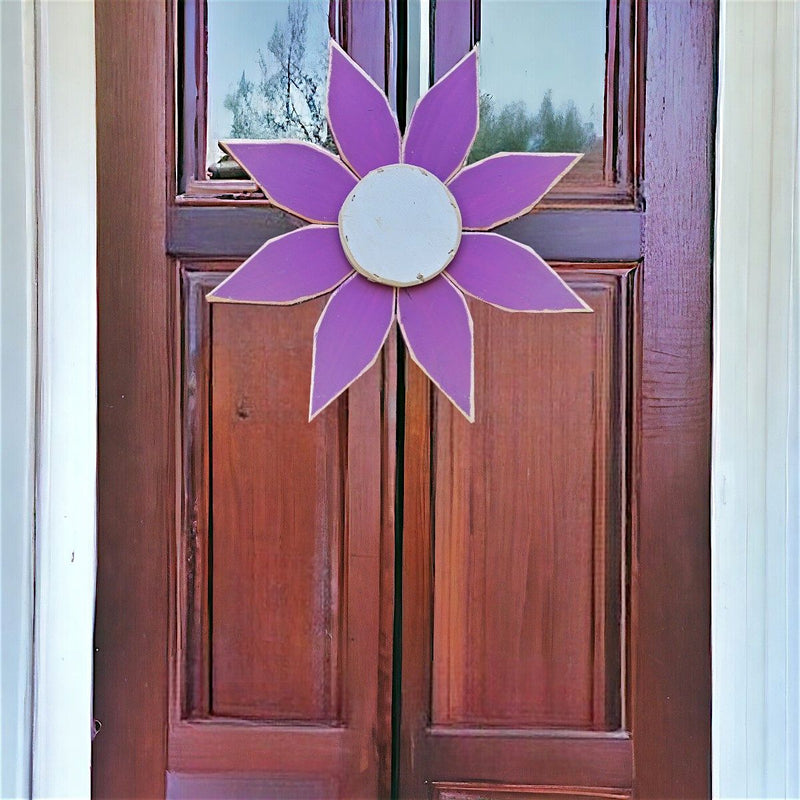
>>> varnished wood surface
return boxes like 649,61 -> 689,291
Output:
634,1 -> 715,797
432,783 -> 631,800
210,299 -> 345,720
94,0 -> 171,797
95,0 -> 713,795
430,275 -> 629,731
169,0 -> 399,793
95,0 -> 398,796
400,270 -> 634,796
398,0 -> 714,796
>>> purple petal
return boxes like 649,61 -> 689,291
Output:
222,140 -> 357,223
327,42 -> 401,177
445,233 -> 590,312
448,152 -> 582,230
397,276 -> 474,421
310,275 -> 395,419
207,226 -> 354,305
402,49 -> 479,183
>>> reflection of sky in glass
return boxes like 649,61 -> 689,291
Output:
479,0 -> 606,135
206,0 -> 329,167
205,0 -> 605,167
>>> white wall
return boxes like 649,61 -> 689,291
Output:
0,1 -> 37,797
712,1 -> 800,797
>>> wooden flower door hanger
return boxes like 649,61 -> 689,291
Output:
208,42 -> 589,422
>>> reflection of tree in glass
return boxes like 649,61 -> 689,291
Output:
210,1 -> 330,179
469,90 -> 596,164
211,6 -> 598,180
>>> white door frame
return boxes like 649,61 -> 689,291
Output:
8,0 -> 798,797
0,1 -> 37,796
31,0 -> 97,797
712,0 -> 800,796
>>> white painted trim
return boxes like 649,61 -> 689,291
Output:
0,1 -> 37,797
30,0 -> 97,798
712,1 -> 800,796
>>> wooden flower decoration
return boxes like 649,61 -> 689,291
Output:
207,41 -> 590,421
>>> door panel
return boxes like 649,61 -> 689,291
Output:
400,269 -> 634,793
210,297 -> 345,722
173,258 -> 394,795
431,786 -> 631,800
429,270 -> 631,732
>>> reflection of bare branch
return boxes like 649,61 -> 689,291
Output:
222,0 -> 333,152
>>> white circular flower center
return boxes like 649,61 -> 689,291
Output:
338,164 -> 462,287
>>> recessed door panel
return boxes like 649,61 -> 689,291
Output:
431,272 -> 630,732
210,299 -> 345,722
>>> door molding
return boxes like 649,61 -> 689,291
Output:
712,1 -> 800,796
30,0 -> 97,798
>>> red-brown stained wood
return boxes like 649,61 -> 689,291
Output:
167,207 -> 644,262
430,275 -> 628,731
169,265 -> 393,793
96,0 -> 398,796
210,299 -> 345,721
634,1 -> 715,797
179,271 -> 215,720
95,0 -> 713,796
94,0 -> 171,797
432,783 -> 631,800
167,771 -> 334,799
398,0 -> 714,795
400,271 -> 634,796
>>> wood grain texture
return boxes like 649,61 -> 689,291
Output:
173,261 -> 394,793
432,781 -> 631,800
634,1 -> 715,797
97,0 -> 398,795
430,273 -> 631,730
167,771 -> 334,800
95,0 -> 714,795
93,0 -> 171,797
397,1 -> 714,795
421,729 -> 632,789
400,269 -> 634,795
210,298 -> 345,720
178,271 -> 215,720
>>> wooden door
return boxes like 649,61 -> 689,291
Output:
397,3 -> 713,798
93,1 -> 714,798
95,2 -> 398,797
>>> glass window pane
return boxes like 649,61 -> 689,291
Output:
472,0 -> 606,181
206,0 -> 331,179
